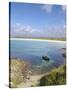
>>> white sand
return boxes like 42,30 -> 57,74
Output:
17,74 -> 45,87
10,38 -> 66,43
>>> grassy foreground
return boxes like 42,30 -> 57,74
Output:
39,65 -> 66,86
9,59 -> 32,88
9,59 -> 66,88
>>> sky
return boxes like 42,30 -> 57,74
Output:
10,2 -> 66,38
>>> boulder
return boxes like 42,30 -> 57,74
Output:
42,56 -> 50,61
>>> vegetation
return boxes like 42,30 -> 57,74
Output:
11,37 -> 66,41
33,37 -> 66,41
9,59 -> 31,88
9,48 -> 66,88
39,65 -> 66,86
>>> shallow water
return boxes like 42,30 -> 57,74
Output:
10,40 -> 66,72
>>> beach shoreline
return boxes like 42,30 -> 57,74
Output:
10,38 -> 66,43
10,59 -> 66,88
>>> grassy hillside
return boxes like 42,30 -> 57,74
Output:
9,59 -> 31,88
39,65 -> 66,86
9,59 -> 66,87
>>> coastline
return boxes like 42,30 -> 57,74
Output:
10,38 -> 66,43
10,59 -> 66,87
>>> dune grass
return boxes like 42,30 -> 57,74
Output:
9,59 -> 31,87
9,59 -> 66,87
39,65 -> 66,86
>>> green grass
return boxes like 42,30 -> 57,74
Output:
39,65 -> 66,86
11,75 -> 23,86
10,59 -> 66,87
35,38 -> 66,41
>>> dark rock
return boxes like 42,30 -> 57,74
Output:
62,48 -> 66,50
62,53 -> 66,58
42,56 -> 50,61
60,48 -> 66,58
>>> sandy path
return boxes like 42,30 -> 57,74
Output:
18,74 -> 45,87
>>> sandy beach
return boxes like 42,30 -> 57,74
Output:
10,38 -> 66,43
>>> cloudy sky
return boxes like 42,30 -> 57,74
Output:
10,2 -> 66,38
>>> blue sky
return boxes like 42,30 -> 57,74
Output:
10,2 -> 66,38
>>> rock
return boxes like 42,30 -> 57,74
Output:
62,53 -> 66,58
61,48 -> 66,50
61,48 -> 66,58
42,56 -> 50,61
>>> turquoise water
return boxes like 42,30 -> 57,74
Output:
10,40 -> 66,70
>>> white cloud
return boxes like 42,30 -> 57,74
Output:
12,24 -> 32,32
61,5 -> 66,12
16,23 -> 21,27
11,23 -> 66,38
11,24 -> 40,35
42,5 -> 66,13
42,4 -> 53,13
21,25 -> 32,32
63,24 -> 66,29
